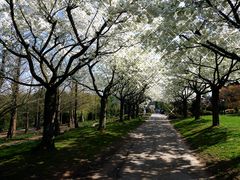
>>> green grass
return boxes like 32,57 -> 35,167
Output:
0,118 -> 144,179
0,131 -> 41,145
172,115 -> 240,179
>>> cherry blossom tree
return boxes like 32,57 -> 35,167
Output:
0,0 -> 130,150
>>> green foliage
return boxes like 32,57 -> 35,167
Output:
0,88 -> 128,133
172,115 -> 240,178
0,117 -> 144,179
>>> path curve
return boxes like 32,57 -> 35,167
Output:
87,114 -> 210,180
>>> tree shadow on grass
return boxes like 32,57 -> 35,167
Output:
206,156 -> 240,179
172,118 -> 209,133
0,136 -> 119,179
0,120 -> 143,179
173,119 -> 228,151
185,126 -> 228,151
173,119 -> 240,179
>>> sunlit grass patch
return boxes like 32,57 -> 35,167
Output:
0,132 -> 41,145
171,115 -> 240,178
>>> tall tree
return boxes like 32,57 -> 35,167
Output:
73,81 -> 79,128
126,84 -> 149,119
68,80 -> 78,128
188,80 -> 209,120
7,56 -> 21,138
84,62 -> 117,130
54,88 -> 61,136
187,52 -> 240,126
0,0 -> 127,150
114,75 -> 136,122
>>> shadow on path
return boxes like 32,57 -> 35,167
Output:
86,114 -> 211,180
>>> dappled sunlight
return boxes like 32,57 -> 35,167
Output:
129,132 -> 145,139
148,114 -> 168,121
0,118 -> 144,179
88,114 -> 210,179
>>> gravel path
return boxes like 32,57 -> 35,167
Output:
87,114 -> 210,180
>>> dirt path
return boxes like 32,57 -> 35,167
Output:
86,114 -> 211,180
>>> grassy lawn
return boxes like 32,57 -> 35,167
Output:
172,115 -> 240,179
0,131 -> 41,145
0,117 -> 144,179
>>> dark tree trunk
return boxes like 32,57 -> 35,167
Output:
24,100 -> 29,134
98,96 -> 107,130
68,82 -> 75,128
127,104 -> 132,120
54,89 -> 60,136
35,97 -> 41,130
194,93 -> 201,120
124,104 -> 128,118
0,118 -> 5,132
60,112 -> 63,124
119,99 -> 125,122
0,49 -> 6,88
182,99 -> 188,118
35,112 -> 41,130
68,110 -> 74,128
7,105 -> 17,138
7,57 -> 20,138
131,104 -> 135,119
38,88 -> 57,150
211,87 -> 220,126
24,112 -> 29,134
136,104 -> 140,117
74,82 -> 79,128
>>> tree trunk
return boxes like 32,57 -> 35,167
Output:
127,104 -> 131,120
119,99 -> 124,122
7,104 -> 17,138
211,87 -> 220,126
136,104 -> 140,117
60,112 -> 63,124
38,87 -> 57,150
194,93 -> 201,120
54,89 -> 60,136
0,118 -> 5,132
68,110 -> 74,128
24,112 -> 29,134
69,82 -> 75,128
98,96 -> 107,130
7,57 -> 21,138
182,99 -> 188,118
74,82 -> 79,128
0,49 -> 6,88
131,104 -> 136,119
35,96 -> 41,130
24,99 -> 29,134
35,112 -> 41,130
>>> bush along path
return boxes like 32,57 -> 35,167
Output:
86,114 -> 211,179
